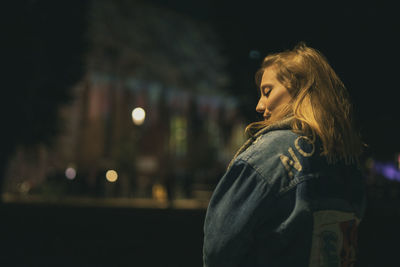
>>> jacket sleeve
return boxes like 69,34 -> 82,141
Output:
203,159 -> 276,267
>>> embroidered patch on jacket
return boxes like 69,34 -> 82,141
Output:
309,210 -> 360,267
279,136 -> 315,178
294,136 -> 315,157
280,147 -> 302,178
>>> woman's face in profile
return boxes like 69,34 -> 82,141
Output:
256,66 -> 293,120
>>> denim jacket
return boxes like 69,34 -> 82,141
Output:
203,117 -> 366,267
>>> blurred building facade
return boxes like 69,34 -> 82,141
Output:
7,0 -> 398,207
3,0 -> 247,203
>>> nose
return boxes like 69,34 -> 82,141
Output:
256,99 -> 265,113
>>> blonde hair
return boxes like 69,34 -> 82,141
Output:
246,42 -> 364,164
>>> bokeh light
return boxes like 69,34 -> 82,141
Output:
65,167 -> 77,180
152,183 -> 168,202
19,181 -> 30,194
374,161 -> 400,181
132,107 -> 146,125
106,170 -> 118,182
249,49 -> 260,59
397,153 -> 400,169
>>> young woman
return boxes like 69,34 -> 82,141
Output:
203,43 -> 366,267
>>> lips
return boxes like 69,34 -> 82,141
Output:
264,111 -> 272,120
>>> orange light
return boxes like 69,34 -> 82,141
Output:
106,170 -> 118,182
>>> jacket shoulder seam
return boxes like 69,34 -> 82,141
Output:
235,158 -> 271,183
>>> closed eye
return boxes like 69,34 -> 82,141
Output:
264,88 -> 272,97
261,84 -> 273,97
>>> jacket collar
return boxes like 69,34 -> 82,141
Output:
227,116 -> 294,170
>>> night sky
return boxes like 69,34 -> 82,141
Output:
5,0 -> 400,160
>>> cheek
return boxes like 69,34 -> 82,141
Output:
267,90 -> 290,110
266,94 -> 281,110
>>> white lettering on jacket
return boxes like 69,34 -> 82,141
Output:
280,136 -> 315,178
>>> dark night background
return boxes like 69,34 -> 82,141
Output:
2,0 -> 400,266
158,0 -> 400,159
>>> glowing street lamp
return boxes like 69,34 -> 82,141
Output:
132,107 -> 146,125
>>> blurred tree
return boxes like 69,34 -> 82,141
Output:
87,0 -> 229,92
1,1 -> 88,201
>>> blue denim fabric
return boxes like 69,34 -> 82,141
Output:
203,126 -> 366,267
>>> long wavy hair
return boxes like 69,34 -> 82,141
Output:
246,43 -> 364,164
